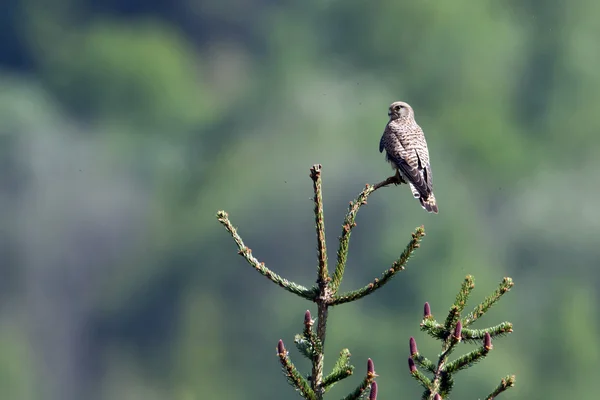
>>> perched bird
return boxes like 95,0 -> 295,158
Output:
379,101 -> 438,213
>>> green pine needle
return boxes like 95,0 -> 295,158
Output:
277,341 -> 317,400
485,375 -> 516,399
460,322 -> 513,342
445,346 -> 490,374
463,277 -> 514,327
216,211 -> 316,300
330,226 -> 425,306
322,349 -> 354,392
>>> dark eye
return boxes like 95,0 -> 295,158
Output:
395,105 -> 401,111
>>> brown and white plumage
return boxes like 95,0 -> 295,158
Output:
379,101 -> 438,213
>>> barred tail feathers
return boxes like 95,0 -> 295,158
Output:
408,183 -> 438,213
408,183 -> 420,198
419,193 -> 438,214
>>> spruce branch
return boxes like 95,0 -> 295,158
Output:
410,337 -> 437,373
309,164 -> 331,399
299,310 -> 322,358
408,357 -> 432,389
216,211 -> 316,300
295,334 -> 316,361
445,341 -> 491,373
322,349 -> 354,391
218,166 -> 509,399
443,305 -> 461,333
453,275 -> 475,316
310,164 -> 329,283
330,174 -> 402,293
278,340 -> 317,400
485,375 -> 516,399
463,277 -> 514,327
408,276 -> 515,399
330,226 -> 425,306
460,322 -> 513,342
295,310 -> 322,361
342,359 -> 377,400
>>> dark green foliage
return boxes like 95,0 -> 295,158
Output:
322,349 -> 354,392
409,276 -> 515,399
218,166 -> 515,399
278,340 -> 317,400
2,1 -> 599,398
218,166 -> 396,399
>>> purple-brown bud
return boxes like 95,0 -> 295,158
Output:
484,332 -> 493,351
277,339 -> 286,355
367,358 -> 375,377
408,357 -> 417,373
433,394 -> 442,400
304,310 -> 313,327
424,302 -> 432,318
409,337 -> 418,356
454,321 -> 462,341
369,381 -> 378,400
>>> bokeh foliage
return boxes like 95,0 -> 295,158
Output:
0,0 -> 599,399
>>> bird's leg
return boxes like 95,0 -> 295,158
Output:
393,169 -> 406,185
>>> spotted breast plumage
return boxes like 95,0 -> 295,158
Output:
379,101 -> 438,213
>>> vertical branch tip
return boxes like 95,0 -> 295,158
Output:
310,164 -> 329,283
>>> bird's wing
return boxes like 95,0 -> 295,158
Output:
415,148 -> 434,194
379,135 -> 385,153
387,126 -> 432,198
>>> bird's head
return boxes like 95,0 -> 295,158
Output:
388,101 -> 413,120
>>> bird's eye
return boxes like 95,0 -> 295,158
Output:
395,106 -> 401,111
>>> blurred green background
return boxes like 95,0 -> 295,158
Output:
1,0 -> 599,399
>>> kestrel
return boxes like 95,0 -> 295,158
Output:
379,101 -> 438,213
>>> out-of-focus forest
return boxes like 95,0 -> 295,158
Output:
1,0 -> 599,399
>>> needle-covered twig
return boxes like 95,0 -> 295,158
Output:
330,174 -> 403,293
216,210 -> 316,300
330,226 -> 425,306
485,375 -> 516,399
408,276 -> 515,399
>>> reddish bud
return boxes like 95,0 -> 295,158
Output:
367,358 -> 375,376
434,394 -> 442,400
484,332 -> 493,351
408,357 -> 417,373
409,337 -> 418,356
424,302 -> 432,318
454,321 -> 462,341
369,381 -> 378,400
304,310 -> 313,327
277,339 -> 286,355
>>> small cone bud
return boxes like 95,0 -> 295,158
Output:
409,337 -> 418,356
434,394 -> 442,400
454,321 -> 462,341
369,381 -> 378,400
304,310 -> 312,327
408,357 -> 417,373
484,332 -> 493,351
424,302 -> 432,318
277,339 -> 286,355
367,358 -> 375,376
